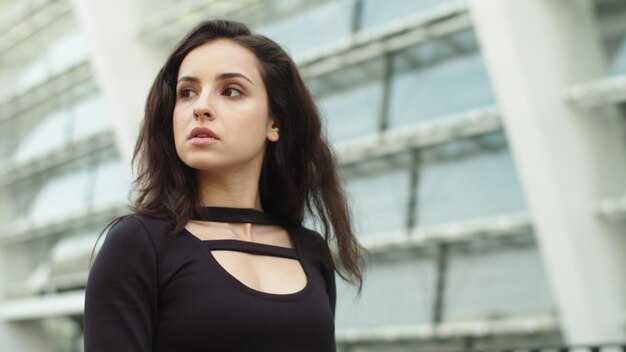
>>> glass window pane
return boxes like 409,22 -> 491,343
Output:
416,130 -> 527,226
343,153 -> 412,236
91,157 -> 132,208
48,31 -> 88,75
1,11 -> 75,96
13,31 -> 87,94
608,37 -> 626,75
15,56 -> 49,94
0,238 -> 50,297
0,119 -> 18,162
318,83 -> 382,142
71,93 -> 111,141
388,30 -> 495,129
13,108 -> 70,164
595,0 -> 626,76
50,230 -> 100,280
0,178 -> 36,226
29,168 -> 90,225
336,248 -> 437,328
0,189 -> 12,226
309,58 -> 385,142
359,0 -> 452,30
256,0 -> 354,57
443,233 -> 554,321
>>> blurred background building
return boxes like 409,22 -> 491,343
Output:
0,0 -> 625,351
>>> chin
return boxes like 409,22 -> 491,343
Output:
182,158 -> 222,171
183,154 -> 240,172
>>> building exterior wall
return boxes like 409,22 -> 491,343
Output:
0,0 -> 624,351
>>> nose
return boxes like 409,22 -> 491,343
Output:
193,106 -> 213,120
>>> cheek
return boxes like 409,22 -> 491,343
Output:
172,123 -> 188,157
172,108 -> 187,145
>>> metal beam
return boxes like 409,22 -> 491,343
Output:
336,313 -> 558,344
0,202 -> 129,245
335,105 -> 501,165
566,74 -> 626,107
0,290 -> 85,322
358,212 -> 532,255
0,61 -> 92,124
298,1 -> 471,77
0,130 -> 115,187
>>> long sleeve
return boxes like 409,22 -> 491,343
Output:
318,234 -> 337,352
309,228 -> 337,316
307,229 -> 337,352
84,216 -> 158,352
328,260 -> 336,316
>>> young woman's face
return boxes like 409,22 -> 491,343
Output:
173,39 -> 278,174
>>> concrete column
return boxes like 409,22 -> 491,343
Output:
469,0 -> 626,344
70,0 -> 167,163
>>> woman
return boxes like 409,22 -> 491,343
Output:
84,19 -> 366,352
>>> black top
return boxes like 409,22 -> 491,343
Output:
83,207 -> 336,352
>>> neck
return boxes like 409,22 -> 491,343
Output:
196,165 -> 263,211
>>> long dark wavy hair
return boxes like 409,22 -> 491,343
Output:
89,19 -> 366,294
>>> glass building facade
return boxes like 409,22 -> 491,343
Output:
1,0 -> 625,351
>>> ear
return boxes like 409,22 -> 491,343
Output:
266,118 -> 279,142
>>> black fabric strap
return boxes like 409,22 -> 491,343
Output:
201,239 -> 297,259
191,206 -> 281,225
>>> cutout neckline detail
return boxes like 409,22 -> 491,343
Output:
191,206 -> 282,225
183,227 -> 314,301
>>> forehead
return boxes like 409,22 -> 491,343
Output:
178,39 -> 261,81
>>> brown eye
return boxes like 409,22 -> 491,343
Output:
179,88 -> 195,98
223,87 -> 243,97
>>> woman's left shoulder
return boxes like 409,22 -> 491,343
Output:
293,224 -> 333,262
293,224 -> 326,247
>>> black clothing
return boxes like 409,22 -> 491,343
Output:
84,207 -> 336,352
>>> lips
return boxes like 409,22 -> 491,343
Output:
188,126 -> 219,140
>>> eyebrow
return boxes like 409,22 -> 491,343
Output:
177,72 -> 255,86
